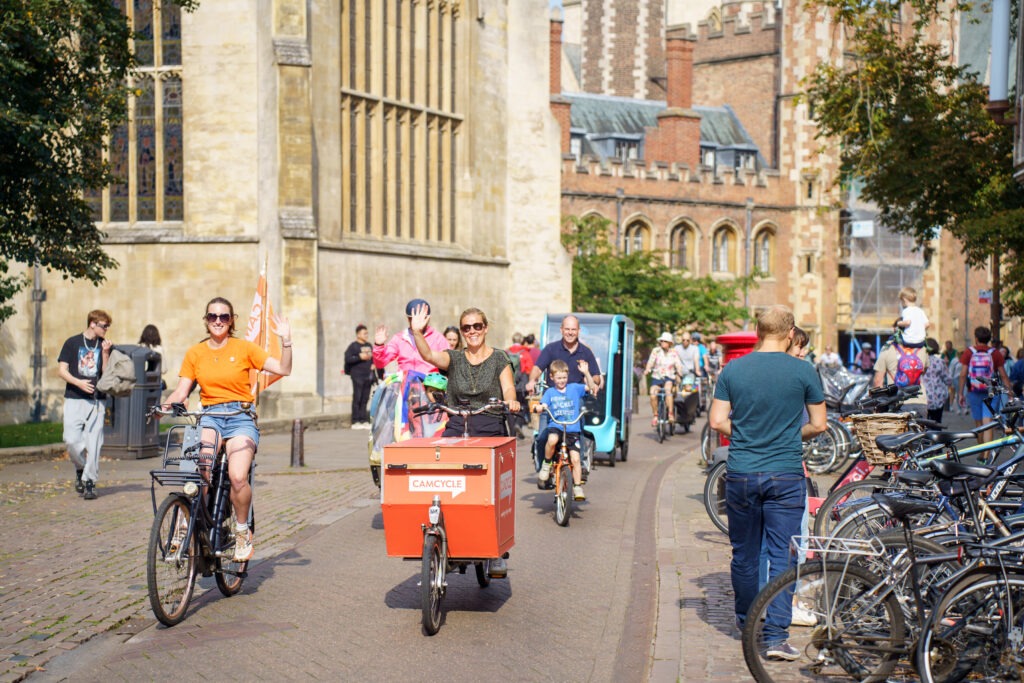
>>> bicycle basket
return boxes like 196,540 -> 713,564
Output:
847,412 -> 912,466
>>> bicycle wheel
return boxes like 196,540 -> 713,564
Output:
554,463 -> 572,526
421,533 -> 444,635
474,560 -> 491,588
803,424 -> 839,474
700,421 -> 715,467
215,516 -> 248,597
580,433 -> 595,482
918,567 -> 1024,683
831,500 -> 954,543
656,397 -> 667,443
812,479 -> 890,537
742,560 -> 905,683
147,494 -> 198,626
702,461 -> 728,534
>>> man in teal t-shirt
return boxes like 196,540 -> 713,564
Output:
709,305 -> 826,658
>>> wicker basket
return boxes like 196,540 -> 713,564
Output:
847,413 -> 912,466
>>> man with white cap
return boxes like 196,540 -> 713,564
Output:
644,332 -> 685,426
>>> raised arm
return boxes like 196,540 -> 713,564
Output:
409,304 -> 450,371
262,313 -> 293,376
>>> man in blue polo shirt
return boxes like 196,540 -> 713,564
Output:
525,315 -> 602,395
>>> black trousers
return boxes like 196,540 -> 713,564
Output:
351,376 -> 373,423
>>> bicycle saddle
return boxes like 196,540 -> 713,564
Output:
875,432 -> 926,452
929,459 -> 995,480
871,492 -> 940,522
894,470 -> 934,487
921,431 -> 977,445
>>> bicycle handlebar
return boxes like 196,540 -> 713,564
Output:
147,403 -> 256,420
411,398 -> 510,419
536,404 -> 588,428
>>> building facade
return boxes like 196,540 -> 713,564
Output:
0,0 -> 570,424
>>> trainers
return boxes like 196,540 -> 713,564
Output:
83,481 -> 97,500
573,485 -> 586,501
538,461 -> 551,483
169,520 -> 188,554
766,642 -> 800,661
233,526 -> 254,562
74,469 -> 84,494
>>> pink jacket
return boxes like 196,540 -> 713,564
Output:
373,327 -> 449,375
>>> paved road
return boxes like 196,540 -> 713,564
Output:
3,411 -> 757,683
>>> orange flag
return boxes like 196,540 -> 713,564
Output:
246,270 -> 282,399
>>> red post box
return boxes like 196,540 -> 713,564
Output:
711,331 -> 759,447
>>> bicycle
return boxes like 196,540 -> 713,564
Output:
742,493 -> 964,682
653,384 -> 674,443
397,398 -> 514,635
536,404 -> 589,526
145,403 -> 256,626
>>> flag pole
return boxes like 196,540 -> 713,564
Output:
256,254 -> 268,406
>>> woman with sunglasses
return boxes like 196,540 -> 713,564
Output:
163,297 -> 292,562
409,304 -> 521,437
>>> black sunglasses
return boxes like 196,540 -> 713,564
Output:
94,322 -> 111,330
460,322 -> 485,333
205,313 -> 234,324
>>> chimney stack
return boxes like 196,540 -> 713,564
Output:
652,34 -> 701,170
665,36 -> 694,109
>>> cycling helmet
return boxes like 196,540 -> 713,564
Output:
423,372 -> 448,391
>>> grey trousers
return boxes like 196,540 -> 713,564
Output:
63,397 -> 105,484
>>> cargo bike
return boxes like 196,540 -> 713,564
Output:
381,400 -> 516,635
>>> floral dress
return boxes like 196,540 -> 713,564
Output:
922,352 -> 951,410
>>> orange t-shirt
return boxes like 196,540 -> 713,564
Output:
179,337 -> 269,405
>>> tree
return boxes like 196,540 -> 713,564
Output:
0,0 -> 197,325
561,215 -> 754,344
805,0 -> 1024,324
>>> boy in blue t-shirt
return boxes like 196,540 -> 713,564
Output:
532,359 -> 595,501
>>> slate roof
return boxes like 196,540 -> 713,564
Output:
564,91 -> 763,158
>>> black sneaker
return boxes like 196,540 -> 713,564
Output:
74,469 -> 85,494
83,481 -> 97,500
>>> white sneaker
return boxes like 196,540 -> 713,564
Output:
573,485 -> 586,501
233,526 -> 254,562
538,461 -> 551,483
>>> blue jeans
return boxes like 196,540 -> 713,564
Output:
726,471 -> 805,644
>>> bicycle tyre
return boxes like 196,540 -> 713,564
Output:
555,463 -> 572,527
742,560 -> 905,683
803,423 -> 839,474
812,479 -> 891,537
918,567 -> 1024,683
702,461 -> 728,534
474,560 -> 491,588
700,421 -> 715,467
215,513 -> 249,597
580,433 -> 595,482
147,494 -> 198,627
830,500 -> 955,543
656,397 -> 667,443
421,533 -> 443,635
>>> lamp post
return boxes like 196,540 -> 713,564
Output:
743,197 -> 754,329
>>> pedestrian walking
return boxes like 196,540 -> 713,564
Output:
138,323 -> 168,389
344,324 -> 374,429
921,337 -> 951,423
708,305 -> 826,658
57,310 -> 114,500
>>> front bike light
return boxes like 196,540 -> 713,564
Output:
428,495 -> 441,525
183,482 -> 199,498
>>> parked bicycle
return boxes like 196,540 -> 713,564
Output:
145,404 -> 256,626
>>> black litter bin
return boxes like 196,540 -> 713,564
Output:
103,344 -> 162,459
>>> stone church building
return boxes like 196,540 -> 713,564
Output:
1,0 -> 572,422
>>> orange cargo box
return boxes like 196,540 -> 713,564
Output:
381,436 -> 516,559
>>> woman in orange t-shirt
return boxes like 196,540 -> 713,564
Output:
163,296 -> 292,562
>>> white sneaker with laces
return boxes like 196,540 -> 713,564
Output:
538,461 -> 551,483
573,485 -> 586,501
234,525 -> 254,562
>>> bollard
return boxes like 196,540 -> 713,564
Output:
290,418 -> 305,467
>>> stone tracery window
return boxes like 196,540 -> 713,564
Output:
624,221 -> 650,255
670,223 -> 695,271
754,227 -> 776,276
87,0 -> 183,224
712,225 -> 737,273
341,0 -> 463,242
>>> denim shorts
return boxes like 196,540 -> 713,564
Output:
199,401 -> 260,448
966,391 -> 1002,421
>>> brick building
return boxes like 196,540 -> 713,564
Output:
554,0 -> 1015,358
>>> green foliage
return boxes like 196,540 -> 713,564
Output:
805,0 -> 1024,316
561,215 -> 754,344
0,421 -> 62,448
0,0 -> 198,325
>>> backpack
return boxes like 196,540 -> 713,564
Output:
967,346 -> 995,392
892,344 -> 924,388
96,348 -> 137,397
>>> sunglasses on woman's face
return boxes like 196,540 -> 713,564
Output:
460,322 -> 485,333
205,313 -> 233,324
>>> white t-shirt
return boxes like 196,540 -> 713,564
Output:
901,305 -> 929,344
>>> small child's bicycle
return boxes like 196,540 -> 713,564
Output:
536,405 -> 589,526
145,403 -> 256,626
